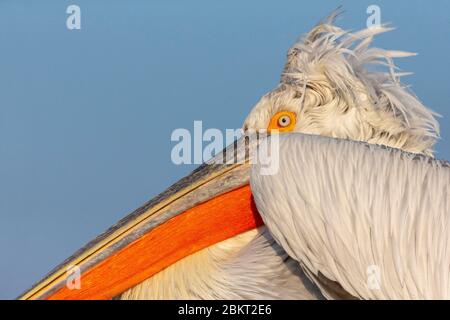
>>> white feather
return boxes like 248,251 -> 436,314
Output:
251,133 -> 450,299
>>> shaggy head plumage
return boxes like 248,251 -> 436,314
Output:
243,12 -> 440,156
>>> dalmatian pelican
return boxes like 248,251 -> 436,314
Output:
21,13 -> 449,300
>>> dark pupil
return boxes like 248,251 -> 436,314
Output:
282,118 -> 287,123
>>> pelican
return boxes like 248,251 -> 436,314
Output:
20,13 -> 449,300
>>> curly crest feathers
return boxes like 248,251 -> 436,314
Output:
245,12 -> 439,156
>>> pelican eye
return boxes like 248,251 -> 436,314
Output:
278,115 -> 291,127
268,111 -> 297,133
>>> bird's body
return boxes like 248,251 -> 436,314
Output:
251,133 -> 450,299
22,11 -> 445,301
120,12 -> 444,300
120,228 -> 323,299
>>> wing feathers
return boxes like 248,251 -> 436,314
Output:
250,133 -> 450,299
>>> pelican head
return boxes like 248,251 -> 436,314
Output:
243,16 -> 439,156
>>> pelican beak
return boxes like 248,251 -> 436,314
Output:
20,136 -> 262,300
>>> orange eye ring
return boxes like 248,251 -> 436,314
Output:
268,111 -> 297,133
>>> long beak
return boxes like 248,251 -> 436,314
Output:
20,136 -> 262,300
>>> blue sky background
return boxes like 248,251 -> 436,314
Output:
0,0 -> 449,299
